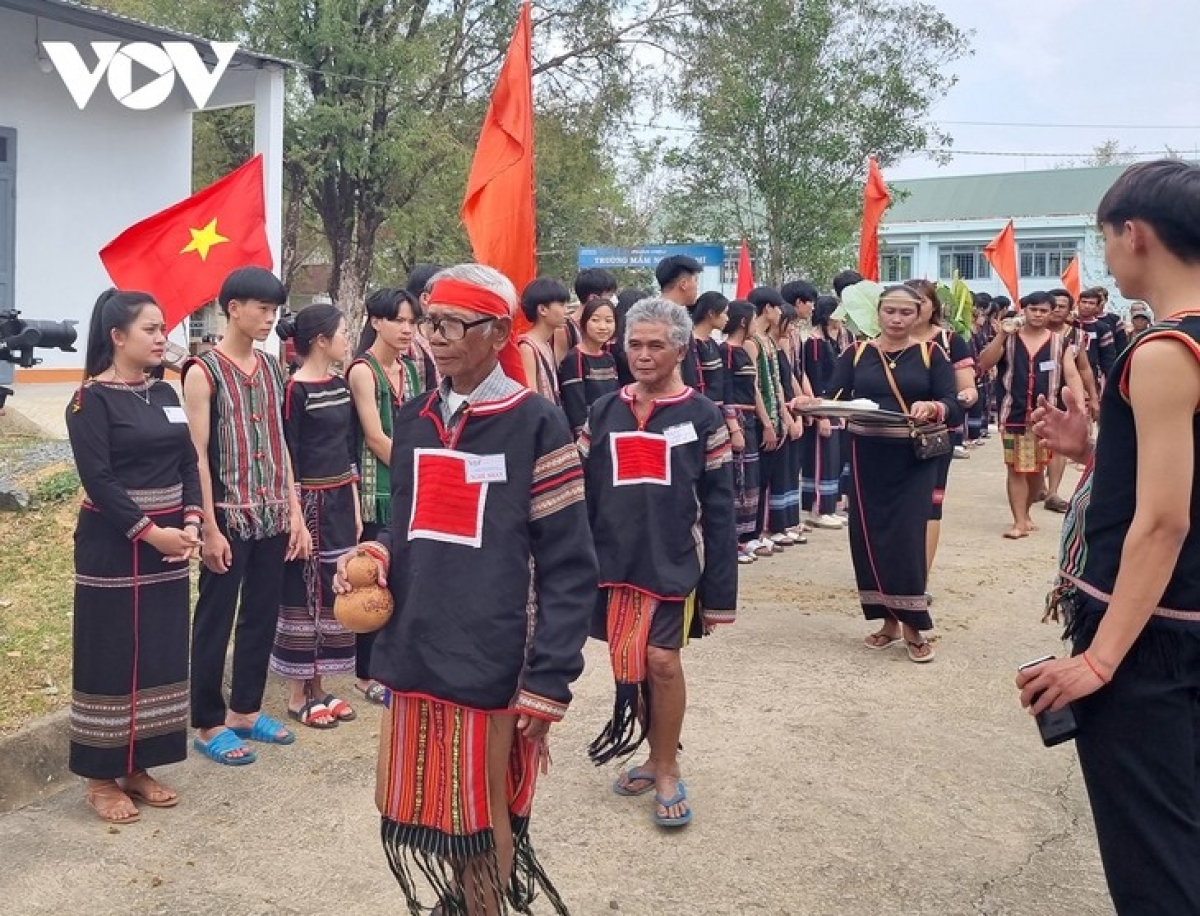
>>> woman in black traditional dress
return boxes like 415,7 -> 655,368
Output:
347,289 -> 425,704
66,290 -> 202,823
800,296 -> 843,528
769,304 -> 806,542
558,295 -> 620,436
720,300 -> 762,565
907,278 -> 977,584
828,285 -> 961,663
690,291 -> 729,405
272,305 -> 360,728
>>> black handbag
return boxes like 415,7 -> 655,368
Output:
878,346 -> 952,461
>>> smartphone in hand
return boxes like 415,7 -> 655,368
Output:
1019,655 -> 1081,747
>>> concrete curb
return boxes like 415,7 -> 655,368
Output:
0,708 -> 72,813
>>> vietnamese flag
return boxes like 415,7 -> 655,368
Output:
1061,255 -> 1082,301
735,239 -> 755,298
461,0 -> 536,333
100,155 -> 272,330
984,219 -> 1020,302
857,157 -> 890,281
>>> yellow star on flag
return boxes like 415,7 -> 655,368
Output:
180,218 -> 230,261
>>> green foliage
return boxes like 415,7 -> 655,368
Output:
32,470 -> 81,505
666,0 -> 971,286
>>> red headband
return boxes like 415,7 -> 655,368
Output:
425,277 -> 528,387
428,278 -> 512,320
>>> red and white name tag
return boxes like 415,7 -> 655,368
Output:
610,431 -> 671,487
408,448 -> 492,547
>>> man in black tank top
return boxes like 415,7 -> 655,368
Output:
1020,159 -> 1200,916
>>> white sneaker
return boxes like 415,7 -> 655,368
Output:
953,445 -> 970,459
813,514 -> 845,529
769,532 -> 796,546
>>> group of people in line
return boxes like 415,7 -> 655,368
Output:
61,158 -> 1200,916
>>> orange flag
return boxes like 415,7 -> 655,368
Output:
857,157 -> 891,281
984,219 -> 1020,302
735,239 -> 755,298
1061,255 -> 1082,300
461,1 -> 536,331
100,156 -> 272,331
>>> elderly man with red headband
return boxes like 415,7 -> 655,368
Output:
335,263 -> 598,916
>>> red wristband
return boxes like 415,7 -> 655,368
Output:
1082,651 -> 1111,685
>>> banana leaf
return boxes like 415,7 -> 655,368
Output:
832,280 -> 882,338
938,272 -> 974,340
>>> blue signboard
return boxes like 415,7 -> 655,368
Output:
577,244 -> 726,270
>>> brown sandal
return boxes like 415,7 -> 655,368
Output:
85,781 -> 140,824
121,771 -> 179,808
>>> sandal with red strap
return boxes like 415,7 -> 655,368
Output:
318,693 -> 356,722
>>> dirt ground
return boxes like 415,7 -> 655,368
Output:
0,440 -> 1112,915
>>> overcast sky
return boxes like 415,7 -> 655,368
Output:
890,0 -> 1200,180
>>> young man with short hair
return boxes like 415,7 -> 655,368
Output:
1075,287 -> 1118,385
978,291 -> 1085,538
1022,158 -> 1200,916
182,267 -> 311,764
517,277 -> 570,404
656,255 -> 704,392
1043,287 -> 1100,512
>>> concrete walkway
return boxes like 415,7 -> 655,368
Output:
0,445 -> 1112,915
2,382 -> 88,439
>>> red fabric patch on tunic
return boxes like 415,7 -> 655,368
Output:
610,432 -> 671,486
408,449 -> 486,547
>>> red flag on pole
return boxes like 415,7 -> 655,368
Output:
984,219 -> 1021,302
1061,255 -> 1082,301
857,157 -> 891,281
461,0 -> 536,331
99,155 -> 272,331
735,239 -> 755,298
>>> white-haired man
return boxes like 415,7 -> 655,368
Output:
580,297 -> 737,829
336,264 -> 598,916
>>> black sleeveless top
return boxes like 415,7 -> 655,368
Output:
1064,314 -> 1200,617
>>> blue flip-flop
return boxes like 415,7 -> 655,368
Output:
230,713 -> 296,745
193,729 -> 257,766
653,780 -> 693,829
612,766 -> 656,797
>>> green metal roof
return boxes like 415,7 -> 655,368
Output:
885,163 -> 1133,224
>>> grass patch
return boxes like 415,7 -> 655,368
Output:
32,469 -> 81,505
0,498 -> 76,733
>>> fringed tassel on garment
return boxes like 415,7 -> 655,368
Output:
382,819 -> 511,915
587,680 -> 650,766
1043,580 -> 1078,633
509,816 -> 570,915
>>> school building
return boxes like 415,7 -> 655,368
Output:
878,163 -> 1131,313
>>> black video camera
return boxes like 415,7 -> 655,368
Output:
0,308 -> 79,409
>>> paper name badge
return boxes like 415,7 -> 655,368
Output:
662,422 -> 698,447
465,454 -> 507,484
1039,360 -> 1057,372
163,406 -> 189,423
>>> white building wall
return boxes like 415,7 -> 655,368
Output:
0,8 -> 193,369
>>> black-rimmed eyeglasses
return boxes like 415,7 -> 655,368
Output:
416,315 -> 496,341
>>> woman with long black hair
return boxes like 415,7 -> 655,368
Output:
828,285 -> 961,663
346,289 -> 426,703
800,295 -> 843,528
721,300 -> 763,564
558,295 -> 620,436
66,290 -> 202,823
272,304 -> 360,728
